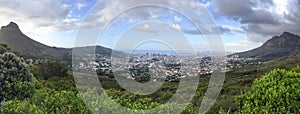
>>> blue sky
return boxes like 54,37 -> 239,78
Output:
0,0 -> 299,52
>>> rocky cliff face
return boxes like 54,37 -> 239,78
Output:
262,32 -> 300,51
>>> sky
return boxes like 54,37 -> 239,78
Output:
0,0 -> 299,53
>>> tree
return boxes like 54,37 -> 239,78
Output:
236,69 -> 300,113
0,51 -> 35,101
30,61 -> 76,91
30,61 -> 69,80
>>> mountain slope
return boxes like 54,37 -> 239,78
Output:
232,32 -> 300,61
230,54 -> 300,78
0,22 -> 71,60
0,22 -> 124,62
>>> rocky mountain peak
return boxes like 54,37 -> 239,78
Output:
233,32 -> 300,61
1,22 -> 21,32
280,31 -> 296,37
263,31 -> 300,47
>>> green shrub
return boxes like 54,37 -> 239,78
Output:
292,65 -> 300,72
39,76 -> 76,92
2,90 -> 91,114
0,52 -> 35,101
30,61 -> 69,80
30,61 -> 76,92
81,89 -> 198,114
236,69 -> 300,113
39,91 -> 91,113
1,100 -> 43,114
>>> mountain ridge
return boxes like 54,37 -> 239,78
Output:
0,22 -> 71,61
232,31 -> 300,61
0,22 -> 120,62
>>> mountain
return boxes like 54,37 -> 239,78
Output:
232,32 -> 300,61
0,22 -> 71,61
0,22 -> 123,62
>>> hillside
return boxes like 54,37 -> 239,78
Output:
232,32 -> 300,61
0,22 -> 71,61
0,22 -> 124,62
230,54 -> 300,77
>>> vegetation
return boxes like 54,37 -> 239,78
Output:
0,44 -> 35,102
30,61 -> 76,92
30,61 -> 69,80
235,69 -> 300,113
129,67 -> 151,82
0,44 -> 9,54
0,43 -> 299,113
1,89 -> 91,114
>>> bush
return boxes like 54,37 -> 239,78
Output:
38,90 -> 90,113
39,76 -> 77,92
82,89 -> 198,114
81,92 -> 197,114
292,65 -> 300,72
30,61 -> 76,91
2,90 -> 91,114
30,61 -> 69,80
1,100 -> 43,114
0,52 -> 35,101
236,69 -> 300,113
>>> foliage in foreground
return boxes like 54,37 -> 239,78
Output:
0,45 -> 35,102
1,89 -> 198,114
234,69 -> 300,113
1,42 -> 299,113
1,89 -> 91,114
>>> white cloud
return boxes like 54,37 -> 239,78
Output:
134,23 -> 152,33
76,3 -> 86,10
174,16 -> 182,22
143,24 -> 150,29
203,1 -> 211,8
220,25 -> 244,34
214,0 -> 300,43
0,0 -> 79,38
80,0 -> 210,30
225,40 -> 261,52
171,24 -> 182,31
272,0 -> 289,15
0,0 -> 232,49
